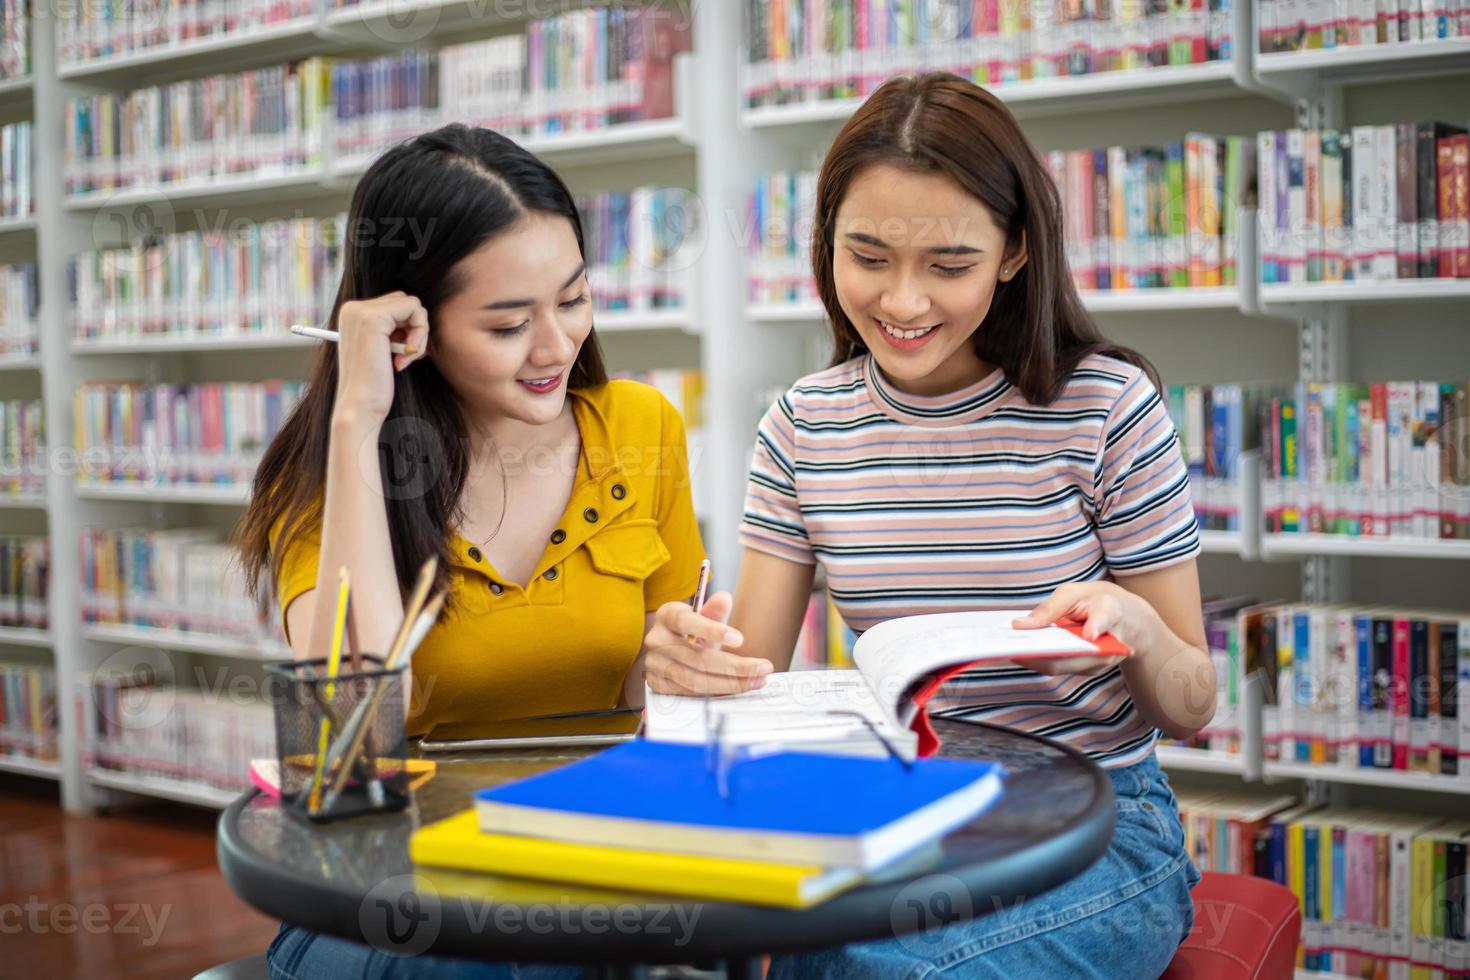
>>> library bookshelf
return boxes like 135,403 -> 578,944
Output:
0,2 -> 1465,847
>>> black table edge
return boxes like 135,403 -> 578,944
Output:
217,723 -> 1117,964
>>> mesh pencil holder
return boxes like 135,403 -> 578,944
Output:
265,655 -> 410,823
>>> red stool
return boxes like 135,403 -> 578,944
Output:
1161,872 -> 1301,980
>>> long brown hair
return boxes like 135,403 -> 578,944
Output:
812,72 -> 1157,404
235,124 -> 608,608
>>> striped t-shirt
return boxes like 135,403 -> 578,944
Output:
739,351 -> 1201,769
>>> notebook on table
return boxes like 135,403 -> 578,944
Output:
473,739 -> 1005,871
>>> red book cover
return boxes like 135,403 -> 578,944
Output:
637,8 -> 691,123
907,623 -> 1132,758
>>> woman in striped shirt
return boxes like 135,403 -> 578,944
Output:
643,72 -> 1213,978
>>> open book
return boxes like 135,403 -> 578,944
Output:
643,609 -> 1131,759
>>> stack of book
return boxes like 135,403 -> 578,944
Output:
0,0 -> 25,80
1166,383 -> 1260,531
0,398 -> 44,498
746,170 -> 819,307
79,527 -> 284,649
1164,595 -> 1258,754
1,663 -> 58,764
412,738 -> 1005,908
0,535 -> 48,630
79,671 -> 274,793
1258,0 -> 1469,52
1046,135 -> 1253,291
742,0 -> 1235,109
577,188 -> 700,314
1233,602 -> 1468,779
73,380 -> 305,489
64,59 -> 333,196
2,120 -> 32,219
1258,123 -> 1470,285
330,51 -> 441,164
791,590 -> 857,669
55,0 -> 315,67
1260,380 -> 1470,541
0,262 -> 38,355
69,217 -> 344,345
340,7 -> 693,164
1178,789 -> 1470,978
608,370 -> 704,433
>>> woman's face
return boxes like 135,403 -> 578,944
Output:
832,163 -> 1025,396
430,210 -> 593,428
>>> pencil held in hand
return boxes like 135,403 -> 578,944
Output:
292,324 -> 413,356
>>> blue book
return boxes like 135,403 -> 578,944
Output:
474,740 -> 1006,870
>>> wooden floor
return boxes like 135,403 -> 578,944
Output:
0,773 -> 280,980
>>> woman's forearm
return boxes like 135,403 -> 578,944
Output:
300,412 -> 406,661
1120,613 -> 1217,741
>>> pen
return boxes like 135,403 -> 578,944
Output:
291,323 -> 413,356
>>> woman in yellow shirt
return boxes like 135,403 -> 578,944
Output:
234,123 -> 710,979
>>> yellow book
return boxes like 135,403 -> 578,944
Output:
410,810 -> 862,909
1410,835 -> 1432,980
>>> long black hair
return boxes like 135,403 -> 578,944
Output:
237,124 -> 607,606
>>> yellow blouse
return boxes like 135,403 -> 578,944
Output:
273,380 -> 706,735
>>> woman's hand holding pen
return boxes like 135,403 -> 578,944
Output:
643,591 -> 774,695
332,292 -> 432,427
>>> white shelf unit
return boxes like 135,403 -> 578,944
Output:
74,482 -> 253,505
1263,759 -> 1470,795
85,768 -> 239,809
1259,278 -> 1470,306
82,623 -> 289,662
0,351 -> 42,370
1,1 -> 1466,818
1155,745 -> 1247,774
1255,37 -> 1470,83
0,755 -> 61,780
1260,533 -> 1470,560
71,332 -> 312,354
0,74 -> 30,115
0,625 -> 52,648
0,493 -> 47,510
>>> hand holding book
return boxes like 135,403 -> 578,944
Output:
1011,582 -> 1148,677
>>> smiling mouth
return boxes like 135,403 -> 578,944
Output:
517,372 -> 564,391
875,319 -> 941,340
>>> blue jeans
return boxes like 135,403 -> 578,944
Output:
266,752 -> 1198,980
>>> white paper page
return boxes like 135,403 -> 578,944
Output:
852,610 -> 1106,725
642,669 -> 913,749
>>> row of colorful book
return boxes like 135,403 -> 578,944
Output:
791,588 -> 858,670
70,217 -> 343,344
1176,790 -> 1470,978
343,8 -> 689,157
1259,124 -> 1470,284
1258,0 -> 1469,51
0,261 -> 38,354
1163,594 -> 1257,754
72,381 -> 304,489
0,399 -> 44,498
742,0 -> 1236,110
63,8 -> 691,197
78,527 -> 284,649
1,664 -> 57,764
79,672 -> 273,793
0,0 -> 25,80
1241,602 -> 1468,777
64,60 -> 332,195
607,370 -> 706,435
1047,136 -> 1253,290
1167,383 -> 1259,532
577,188 -> 701,314
0,535 -> 48,630
1259,381 -> 1470,540
55,0 -> 314,66
2,120 -> 32,218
